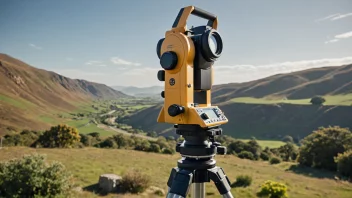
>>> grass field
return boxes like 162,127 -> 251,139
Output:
0,147 -> 351,198
0,94 -> 36,109
239,139 -> 286,148
65,118 -> 116,137
229,94 -> 352,106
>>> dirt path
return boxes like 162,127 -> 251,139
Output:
97,124 -> 157,141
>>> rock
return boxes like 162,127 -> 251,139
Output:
98,174 -> 122,193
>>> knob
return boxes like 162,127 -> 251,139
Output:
161,91 -> 165,98
157,70 -> 165,81
168,104 -> 185,117
201,113 -> 209,120
217,146 -> 227,155
160,51 -> 177,70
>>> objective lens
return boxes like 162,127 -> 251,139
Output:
209,34 -> 218,54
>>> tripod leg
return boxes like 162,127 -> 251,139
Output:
191,183 -> 205,198
208,166 -> 234,198
166,168 -> 193,198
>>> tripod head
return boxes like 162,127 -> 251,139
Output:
156,5 -> 228,129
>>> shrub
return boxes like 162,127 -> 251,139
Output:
310,95 -> 326,105
257,180 -> 288,198
149,143 -> 161,153
260,152 -> 270,161
335,150 -> 352,180
277,143 -> 298,161
281,135 -> 294,143
231,175 -> 252,188
0,154 -> 72,197
238,151 -> 255,160
297,126 -> 352,171
36,124 -> 81,148
162,148 -> 175,155
120,169 -> 151,193
270,157 -> 281,164
100,137 -> 118,148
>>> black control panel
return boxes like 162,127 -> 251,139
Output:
195,106 -> 228,124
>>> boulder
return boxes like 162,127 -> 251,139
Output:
98,174 -> 122,193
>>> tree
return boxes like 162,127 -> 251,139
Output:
310,95 -> 326,105
37,124 -> 81,148
297,126 -> 352,171
281,135 -> 294,143
277,143 -> 298,161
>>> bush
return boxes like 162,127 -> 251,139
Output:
36,124 -> 81,148
100,137 -> 118,148
238,151 -> 255,160
149,143 -> 161,153
270,157 -> 281,164
120,169 -> 151,193
0,154 -> 72,197
335,150 -> 352,180
162,148 -> 175,155
231,175 -> 252,187
260,152 -> 270,161
277,143 -> 298,161
257,180 -> 288,198
310,95 -> 326,105
281,135 -> 294,143
297,126 -> 352,171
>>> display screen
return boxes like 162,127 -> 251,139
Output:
202,108 -> 219,119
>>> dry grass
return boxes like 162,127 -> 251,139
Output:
0,147 -> 351,198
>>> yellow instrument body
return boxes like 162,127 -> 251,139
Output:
157,6 -> 228,128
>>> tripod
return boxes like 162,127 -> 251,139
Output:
166,124 -> 234,198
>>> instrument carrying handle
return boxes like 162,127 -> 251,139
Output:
172,6 -> 218,30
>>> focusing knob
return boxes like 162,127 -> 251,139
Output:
217,146 -> 227,155
157,70 -> 165,81
160,51 -> 178,70
168,104 -> 185,117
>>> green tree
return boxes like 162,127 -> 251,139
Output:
334,150 -> 352,180
37,124 -> 81,148
0,154 -> 72,197
310,95 -> 326,105
298,126 -> 352,171
277,143 -> 298,161
281,135 -> 294,143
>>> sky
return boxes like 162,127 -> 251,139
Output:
1,0 -> 352,87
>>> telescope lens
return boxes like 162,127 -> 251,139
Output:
209,34 -> 218,54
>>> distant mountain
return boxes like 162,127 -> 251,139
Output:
112,85 -> 163,97
120,63 -> 352,140
212,64 -> 352,103
0,53 -> 129,133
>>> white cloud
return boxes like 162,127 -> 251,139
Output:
29,43 -> 42,50
325,39 -> 339,44
331,13 -> 352,20
85,60 -> 102,65
213,56 -> 352,85
335,31 -> 352,39
315,13 -> 340,22
325,30 -> 352,44
66,57 -> 73,61
110,57 -> 141,66
316,13 -> 352,22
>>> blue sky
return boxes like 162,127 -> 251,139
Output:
1,0 -> 352,87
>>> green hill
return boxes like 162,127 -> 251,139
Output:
0,54 -> 130,134
121,64 -> 352,140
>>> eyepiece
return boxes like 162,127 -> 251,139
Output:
201,29 -> 223,62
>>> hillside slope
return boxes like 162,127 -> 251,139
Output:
0,53 -> 129,133
121,64 -> 352,139
212,64 -> 352,103
121,103 -> 352,140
